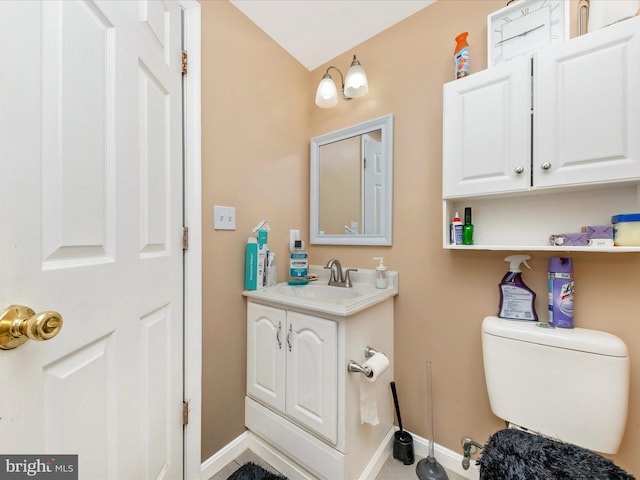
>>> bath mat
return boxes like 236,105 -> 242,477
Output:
227,462 -> 287,480
478,428 -> 635,480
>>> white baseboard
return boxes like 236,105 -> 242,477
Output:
201,429 -> 481,480
200,432 -> 251,480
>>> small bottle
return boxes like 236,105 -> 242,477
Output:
454,32 -> 470,79
373,257 -> 387,289
288,240 -> 309,286
462,207 -> 474,245
257,229 -> 268,289
450,211 -> 463,245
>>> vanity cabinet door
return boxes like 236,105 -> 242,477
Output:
247,303 -> 286,413
443,55 -> 531,198
285,311 -> 338,444
534,17 -> 640,189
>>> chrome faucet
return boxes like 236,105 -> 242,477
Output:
324,258 -> 358,287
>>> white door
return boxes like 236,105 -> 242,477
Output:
286,312 -> 337,444
442,55 -> 531,198
362,134 -> 383,235
534,16 -> 640,188
0,1 -> 184,478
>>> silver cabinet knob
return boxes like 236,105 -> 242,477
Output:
541,162 -> 551,170
514,166 -> 524,174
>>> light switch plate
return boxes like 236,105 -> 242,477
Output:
214,205 -> 236,230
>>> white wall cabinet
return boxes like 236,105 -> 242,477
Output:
247,302 -> 337,443
442,17 -> 640,251
245,297 -> 395,480
443,55 -> 532,198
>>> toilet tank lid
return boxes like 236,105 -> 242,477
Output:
482,316 -> 628,358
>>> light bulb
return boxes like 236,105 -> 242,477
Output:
344,56 -> 368,99
315,74 -> 338,108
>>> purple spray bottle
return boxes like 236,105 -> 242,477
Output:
498,255 -> 538,321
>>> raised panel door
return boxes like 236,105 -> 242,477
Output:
0,1 -> 184,478
247,303 -> 286,413
285,311 -> 338,443
443,55 -> 531,198
534,17 -> 640,188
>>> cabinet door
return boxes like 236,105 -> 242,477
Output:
247,303 -> 286,413
443,55 -> 531,198
534,17 -> 640,188
285,311 -> 338,443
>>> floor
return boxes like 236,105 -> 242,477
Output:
209,449 -> 468,480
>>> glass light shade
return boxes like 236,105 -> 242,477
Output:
344,58 -> 368,99
315,74 -> 338,108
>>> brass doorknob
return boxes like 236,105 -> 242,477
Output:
0,305 -> 63,350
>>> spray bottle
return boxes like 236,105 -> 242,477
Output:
454,32 -> 470,79
498,255 -> 538,321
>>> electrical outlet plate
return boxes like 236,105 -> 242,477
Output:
214,205 -> 236,230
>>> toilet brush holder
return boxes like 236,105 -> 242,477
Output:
390,381 -> 414,465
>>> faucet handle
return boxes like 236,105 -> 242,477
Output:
344,268 -> 358,288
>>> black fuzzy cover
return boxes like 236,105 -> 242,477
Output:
478,429 -> 634,480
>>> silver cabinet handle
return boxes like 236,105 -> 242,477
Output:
514,166 -> 524,174
287,323 -> 292,352
276,321 -> 282,349
541,162 -> 551,170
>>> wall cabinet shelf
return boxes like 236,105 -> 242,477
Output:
442,17 -> 640,252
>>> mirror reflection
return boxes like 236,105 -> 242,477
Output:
310,114 -> 393,246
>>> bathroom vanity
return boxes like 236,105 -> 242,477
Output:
243,267 -> 398,480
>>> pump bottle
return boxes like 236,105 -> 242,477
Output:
373,257 -> 387,289
498,254 -> 538,321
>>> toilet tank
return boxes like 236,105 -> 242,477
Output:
481,316 -> 629,454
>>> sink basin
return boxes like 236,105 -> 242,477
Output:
275,284 -> 362,301
243,266 -> 398,316
244,276 -> 397,317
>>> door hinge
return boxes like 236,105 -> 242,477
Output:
182,227 -> 189,250
181,50 -> 188,75
183,401 -> 189,426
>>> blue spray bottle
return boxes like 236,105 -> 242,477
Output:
498,255 -> 538,321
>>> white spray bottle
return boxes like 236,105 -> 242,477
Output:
498,255 -> 538,321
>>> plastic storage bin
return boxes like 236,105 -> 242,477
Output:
612,213 -> 640,246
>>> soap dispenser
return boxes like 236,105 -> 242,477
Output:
373,257 -> 387,289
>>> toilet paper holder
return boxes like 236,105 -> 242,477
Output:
347,346 -> 380,377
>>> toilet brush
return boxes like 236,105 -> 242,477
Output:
416,361 -> 449,480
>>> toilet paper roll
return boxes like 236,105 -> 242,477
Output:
359,352 -> 390,426
362,352 -> 390,382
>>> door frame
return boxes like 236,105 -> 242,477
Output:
180,1 -> 202,478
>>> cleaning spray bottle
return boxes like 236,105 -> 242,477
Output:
498,255 -> 538,321
454,32 -> 470,79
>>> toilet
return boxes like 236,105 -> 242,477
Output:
481,315 -> 630,454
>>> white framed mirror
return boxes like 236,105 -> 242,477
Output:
310,114 -> 393,245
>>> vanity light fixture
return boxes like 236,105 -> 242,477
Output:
315,54 -> 369,108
